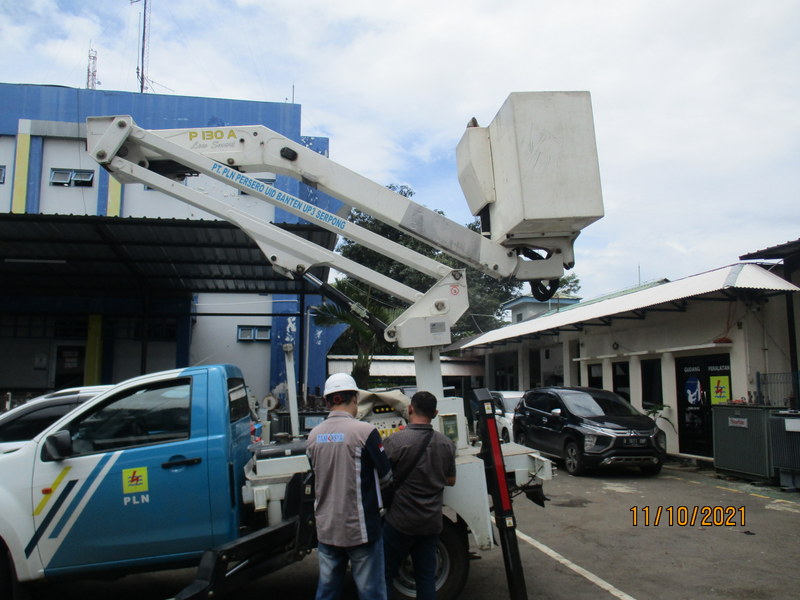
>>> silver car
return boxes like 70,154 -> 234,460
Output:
0,385 -> 112,454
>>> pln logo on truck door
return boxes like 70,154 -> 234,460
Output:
122,467 -> 150,506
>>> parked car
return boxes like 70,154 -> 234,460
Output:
513,387 -> 666,476
0,385 -> 113,454
468,391 -> 524,443
490,391 -> 525,443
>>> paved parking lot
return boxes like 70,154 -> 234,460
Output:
496,461 -> 800,600
35,460 -> 800,599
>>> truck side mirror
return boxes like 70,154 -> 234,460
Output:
550,408 -> 562,418
43,430 -> 73,461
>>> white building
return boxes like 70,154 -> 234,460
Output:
449,257 -> 800,461
0,83 -> 343,405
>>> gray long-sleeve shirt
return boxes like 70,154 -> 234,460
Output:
307,411 -> 392,546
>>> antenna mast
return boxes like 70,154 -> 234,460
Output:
86,48 -> 98,90
131,0 -> 151,93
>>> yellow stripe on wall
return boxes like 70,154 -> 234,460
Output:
11,133 -> 31,213
84,315 -> 103,385
107,175 -> 122,217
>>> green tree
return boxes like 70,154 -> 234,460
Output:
556,272 -> 581,297
335,185 -> 522,341
311,283 -> 402,388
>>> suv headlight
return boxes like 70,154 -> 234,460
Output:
583,433 -> 613,453
655,428 -> 667,453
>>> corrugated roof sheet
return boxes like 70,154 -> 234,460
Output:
454,263 -> 799,350
739,238 -> 800,261
0,213 -> 335,297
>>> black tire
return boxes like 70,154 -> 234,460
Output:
391,518 -> 469,600
641,462 -> 663,476
513,426 -> 525,446
0,544 -> 30,600
0,547 -> 10,600
563,440 -> 585,476
501,428 -> 510,444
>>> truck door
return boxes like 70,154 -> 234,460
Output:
29,372 -> 213,577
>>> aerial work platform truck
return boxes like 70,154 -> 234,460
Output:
0,92 -> 603,600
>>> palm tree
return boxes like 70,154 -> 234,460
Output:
311,282 -> 403,389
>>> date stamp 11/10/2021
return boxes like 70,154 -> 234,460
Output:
630,506 -> 745,527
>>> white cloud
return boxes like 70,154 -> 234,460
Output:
1,0 -> 798,300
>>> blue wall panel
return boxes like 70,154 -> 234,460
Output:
0,83 -> 300,139
1,83 -> 346,394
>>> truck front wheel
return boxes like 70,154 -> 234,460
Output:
0,544 -> 30,600
391,518 -> 469,600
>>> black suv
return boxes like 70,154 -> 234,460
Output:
513,387 -> 666,476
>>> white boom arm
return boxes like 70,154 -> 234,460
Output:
85,92 -> 603,400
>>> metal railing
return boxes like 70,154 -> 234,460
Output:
756,372 -> 800,409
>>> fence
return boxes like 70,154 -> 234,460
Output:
756,372 -> 800,408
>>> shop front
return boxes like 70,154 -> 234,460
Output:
675,353 -> 731,457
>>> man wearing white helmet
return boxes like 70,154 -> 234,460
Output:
306,372 -> 393,600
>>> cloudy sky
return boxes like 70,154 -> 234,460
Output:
2,0 -> 798,300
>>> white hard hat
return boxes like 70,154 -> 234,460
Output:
324,372 -> 358,397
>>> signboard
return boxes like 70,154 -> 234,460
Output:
711,375 -> 731,404
728,417 -> 748,428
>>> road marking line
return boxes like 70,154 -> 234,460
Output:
515,528 -> 638,600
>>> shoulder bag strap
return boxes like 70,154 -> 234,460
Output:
392,428 -> 434,489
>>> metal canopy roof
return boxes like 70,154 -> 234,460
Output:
0,213 -> 336,298
453,263 -> 800,351
739,239 -> 800,261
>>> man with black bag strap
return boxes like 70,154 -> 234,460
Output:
383,391 -> 457,600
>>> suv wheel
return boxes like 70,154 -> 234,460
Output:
641,462 -> 663,476
513,426 -> 524,446
563,440 -> 585,476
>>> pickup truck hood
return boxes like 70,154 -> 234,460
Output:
0,441 -> 25,454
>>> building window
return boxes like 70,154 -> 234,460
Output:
612,361 -> 630,400
237,325 -> 270,342
50,168 -> 95,187
587,363 -> 603,388
515,313 -> 523,322
640,358 -> 663,410
0,165 -> 6,184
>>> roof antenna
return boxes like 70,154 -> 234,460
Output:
86,46 -> 99,90
131,0 -> 151,93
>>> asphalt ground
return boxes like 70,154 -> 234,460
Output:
33,459 -> 800,600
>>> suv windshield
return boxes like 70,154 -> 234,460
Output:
559,390 -> 642,417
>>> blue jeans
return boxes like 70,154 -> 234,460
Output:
384,521 -> 438,600
316,539 -> 387,600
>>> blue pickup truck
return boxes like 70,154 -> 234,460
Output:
0,364 -> 550,600
0,365 -> 307,598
